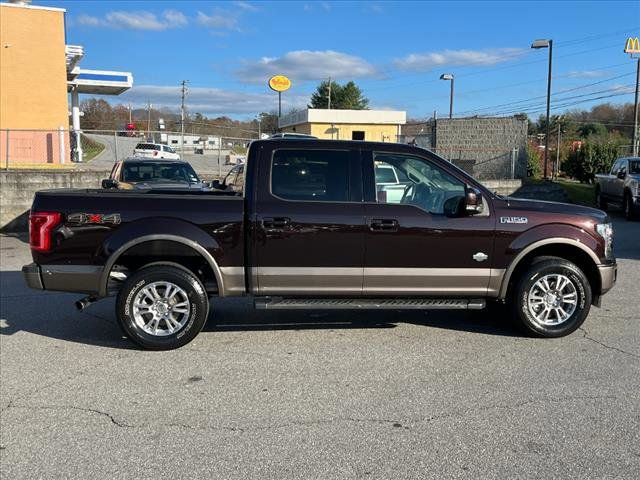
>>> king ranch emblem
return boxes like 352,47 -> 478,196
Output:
500,216 -> 528,224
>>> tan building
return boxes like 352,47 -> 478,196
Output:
0,1 -> 69,164
279,109 -> 406,142
0,0 -> 132,165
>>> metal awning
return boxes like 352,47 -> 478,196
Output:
67,68 -> 133,94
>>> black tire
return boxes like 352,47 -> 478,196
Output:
595,187 -> 607,211
623,191 -> 636,221
512,258 -> 591,338
116,265 -> 209,350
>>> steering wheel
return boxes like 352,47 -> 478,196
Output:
399,184 -> 412,204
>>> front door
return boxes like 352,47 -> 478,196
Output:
363,150 -> 497,296
253,145 -> 365,295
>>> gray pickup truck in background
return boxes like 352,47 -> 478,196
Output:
595,157 -> 640,220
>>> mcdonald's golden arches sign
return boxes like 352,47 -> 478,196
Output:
624,37 -> 640,54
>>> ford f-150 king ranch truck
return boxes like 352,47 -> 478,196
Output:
22,139 -> 617,350
595,156 -> 640,220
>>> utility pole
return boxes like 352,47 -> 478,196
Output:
181,80 -> 188,155
146,100 -> 152,141
327,76 -> 332,110
128,103 -> 132,123
555,122 -> 561,181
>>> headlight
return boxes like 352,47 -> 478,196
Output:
596,222 -> 614,260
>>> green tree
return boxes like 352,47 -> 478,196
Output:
309,80 -> 369,109
80,98 -> 113,130
563,132 -> 625,183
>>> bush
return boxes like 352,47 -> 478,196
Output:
526,144 -> 542,179
563,135 -> 623,183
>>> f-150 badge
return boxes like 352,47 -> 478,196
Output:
500,216 -> 528,224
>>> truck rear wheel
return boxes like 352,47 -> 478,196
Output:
116,265 -> 209,350
512,258 -> 591,337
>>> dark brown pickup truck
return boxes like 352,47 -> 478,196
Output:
23,139 -> 617,349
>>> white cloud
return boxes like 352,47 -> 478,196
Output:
565,70 -> 608,79
75,10 -> 188,30
196,11 -> 238,30
394,48 -> 526,71
120,85 -> 309,116
76,14 -> 101,27
237,50 -> 378,84
303,2 -> 331,12
163,10 -> 188,27
232,1 -> 259,12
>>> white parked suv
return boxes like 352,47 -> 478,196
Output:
133,143 -> 180,160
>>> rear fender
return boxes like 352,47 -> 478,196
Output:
98,217 -> 225,296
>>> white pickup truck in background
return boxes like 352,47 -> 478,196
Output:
595,157 -> 640,220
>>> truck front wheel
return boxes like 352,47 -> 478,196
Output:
116,265 -> 210,350
512,258 -> 591,337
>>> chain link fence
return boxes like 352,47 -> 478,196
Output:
2,129 -> 256,179
1,128 -> 72,169
397,134 -> 525,180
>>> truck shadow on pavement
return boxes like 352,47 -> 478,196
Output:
1,270 -> 521,349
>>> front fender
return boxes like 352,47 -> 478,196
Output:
499,223 -> 604,299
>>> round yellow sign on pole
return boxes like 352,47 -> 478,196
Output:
268,75 -> 292,92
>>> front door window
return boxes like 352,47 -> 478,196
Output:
373,152 -> 466,215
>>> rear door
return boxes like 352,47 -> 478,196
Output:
253,145 -> 365,295
362,149 -> 497,296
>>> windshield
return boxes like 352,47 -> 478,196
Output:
630,160 -> 640,174
122,162 -> 200,183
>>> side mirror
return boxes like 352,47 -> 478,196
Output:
210,179 -> 222,189
101,179 -> 117,189
617,170 -> 626,179
465,187 -> 483,214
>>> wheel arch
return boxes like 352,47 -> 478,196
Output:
499,238 -> 602,301
99,234 -> 225,297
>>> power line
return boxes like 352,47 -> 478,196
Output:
487,90 -> 633,117
456,73 -> 635,116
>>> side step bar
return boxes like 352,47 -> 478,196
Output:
255,298 -> 486,310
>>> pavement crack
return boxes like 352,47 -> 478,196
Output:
7,404 -> 132,428
579,327 -> 639,359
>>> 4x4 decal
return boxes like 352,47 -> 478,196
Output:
67,213 -> 121,225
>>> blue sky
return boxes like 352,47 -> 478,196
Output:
49,0 -> 640,120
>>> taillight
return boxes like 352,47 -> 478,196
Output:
29,211 -> 62,252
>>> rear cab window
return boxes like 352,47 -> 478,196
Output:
270,149 -> 352,202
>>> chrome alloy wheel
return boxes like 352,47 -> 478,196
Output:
527,274 -> 578,326
132,281 -> 191,336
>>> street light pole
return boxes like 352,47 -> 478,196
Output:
532,39 -> 553,180
633,57 -> 639,156
439,74 -> 454,119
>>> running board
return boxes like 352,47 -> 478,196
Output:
255,298 -> 486,310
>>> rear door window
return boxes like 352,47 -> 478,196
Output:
271,149 -> 350,202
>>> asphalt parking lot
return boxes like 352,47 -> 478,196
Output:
1,215 -> 638,479
83,133 -> 238,177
